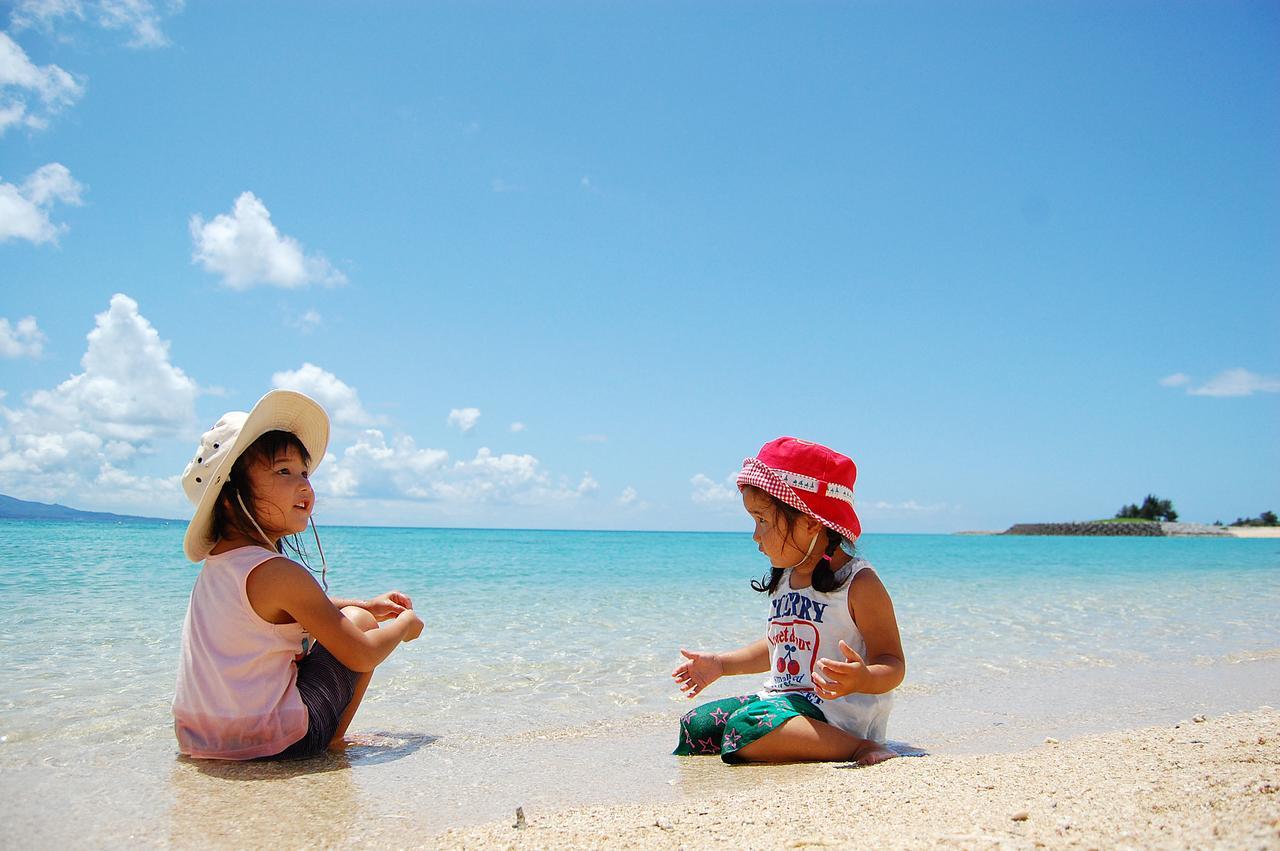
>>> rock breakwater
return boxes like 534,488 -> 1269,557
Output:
1003,522 -> 1233,537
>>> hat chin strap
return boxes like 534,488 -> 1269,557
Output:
783,531 -> 820,570
236,490 -> 278,551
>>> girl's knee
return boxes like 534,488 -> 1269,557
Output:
342,605 -> 378,631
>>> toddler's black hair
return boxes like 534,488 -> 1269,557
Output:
210,429 -> 328,589
745,485 -> 849,595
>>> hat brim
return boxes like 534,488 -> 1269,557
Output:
736,457 -> 861,542
182,390 -> 330,562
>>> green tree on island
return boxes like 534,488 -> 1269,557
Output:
1116,494 -> 1178,522
1231,510 -> 1278,527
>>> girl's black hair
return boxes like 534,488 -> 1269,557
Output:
746,485 -> 851,595
210,429 -> 328,589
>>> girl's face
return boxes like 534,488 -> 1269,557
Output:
743,487 -> 818,568
243,444 -> 314,539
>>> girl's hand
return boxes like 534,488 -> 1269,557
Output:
398,609 -> 424,643
365,591 -> 413,621
812,640 -> 871,699
671,649 -> 723,699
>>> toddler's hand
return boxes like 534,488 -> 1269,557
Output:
671,649 -> 723,699
398,609 -> 424,643
367,591 -> 413,621
812,640 -> 869,699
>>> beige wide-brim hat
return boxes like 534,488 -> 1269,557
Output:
181,390 -> 330,562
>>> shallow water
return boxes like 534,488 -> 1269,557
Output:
1,521 -> 1278,841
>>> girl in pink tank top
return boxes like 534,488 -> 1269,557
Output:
173,390 -> 424,760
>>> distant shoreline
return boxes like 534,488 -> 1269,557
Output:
960,522 -> 1279,538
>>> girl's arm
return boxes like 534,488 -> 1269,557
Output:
672,638 -> 770,698
247,558 -> 423,673
813,570 -> 905,698
329,591 -> 413,621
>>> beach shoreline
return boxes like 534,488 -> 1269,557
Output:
440,708 -> 1280,849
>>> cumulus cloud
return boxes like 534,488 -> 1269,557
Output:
0,163 -> 85,244
1185,368 -> 1280,398
509,421 -> 526,433
447,407 -> 481,433
11,0 -> 180,49
0,316 -> 46,358
1158,373 -> 1191,388
691,472 -> 739,505
271,363 -> 376,427
0,33 -> 84,135
322,430 -> 449,499
190,191 -> 346,289
319,432 -> 593,506
0,293 -> 197,513
618,485 -> 637,506
288,309 -> 323,332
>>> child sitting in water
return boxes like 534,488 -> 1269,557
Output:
172,390 -> 423,760
672,437 -> 903,764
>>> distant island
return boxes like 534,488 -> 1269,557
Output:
0,493 -> 176,525
996,494 -> 1278,538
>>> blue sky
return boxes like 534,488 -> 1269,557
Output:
2,1 -> 1277,533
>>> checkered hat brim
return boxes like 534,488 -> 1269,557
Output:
735,457 -> 860,542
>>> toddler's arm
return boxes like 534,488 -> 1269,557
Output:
813,570 -> 905,698
247,558 -> 423,672
672,639 -> 769,698
329,591 -> 413,621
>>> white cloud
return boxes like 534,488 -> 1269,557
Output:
319,433 -> 592,506
1187,368 -> 1280,398
289,309 -> 323,332
0,293 -> 197,514
509,421 -> 526,433
190,191 -> 346,289
0,33 -> 84,135
96,0 -> 173,48
11,0 -> 179,49
691,472 -> 739,505
0,163 -> 85,244
448,407 -> 481,433
1159,373 -> 1191,388
321,430 -> 449,500
864,500 -> 946,512
0,316 -> 46,358
619,485 -> 637,506
578,434 -> 607,443
271,363 -> 376,427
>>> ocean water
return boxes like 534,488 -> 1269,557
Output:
2,521 -> 1278,843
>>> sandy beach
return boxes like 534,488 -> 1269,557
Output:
441,708 -> 1280,850
1226,527 -> 1280,539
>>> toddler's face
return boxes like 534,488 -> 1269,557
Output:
743,487 -> 811,568
244,444 -> 314,537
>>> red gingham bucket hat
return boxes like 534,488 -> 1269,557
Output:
735,437 -> 861,541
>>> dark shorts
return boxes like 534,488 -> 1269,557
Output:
268,643 -> 359,760
673,693 -> 827,763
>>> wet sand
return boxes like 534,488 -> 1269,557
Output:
441,708 -> 1280,850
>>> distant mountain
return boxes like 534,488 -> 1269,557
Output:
0,493 -> 177,524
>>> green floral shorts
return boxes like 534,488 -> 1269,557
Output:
673,693 -> 827,763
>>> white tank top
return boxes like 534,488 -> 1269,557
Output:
761,560 -> 893,742
172,545 -> 310,759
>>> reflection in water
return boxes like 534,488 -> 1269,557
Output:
167,732 -> 437,847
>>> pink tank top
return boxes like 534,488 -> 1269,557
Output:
172,545 -> 309,759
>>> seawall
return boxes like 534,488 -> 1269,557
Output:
1003,522 -> 1232,537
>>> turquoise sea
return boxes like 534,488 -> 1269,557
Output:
2,520 -> 1278,842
